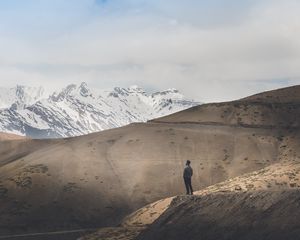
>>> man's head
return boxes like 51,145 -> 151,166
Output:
186,160 -> 191,166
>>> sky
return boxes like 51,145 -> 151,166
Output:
0,0 -> 300,102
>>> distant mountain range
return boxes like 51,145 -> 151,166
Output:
0,82 -> 200,138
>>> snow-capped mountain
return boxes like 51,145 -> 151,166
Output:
0,85 -> 45,110
0,82 -> 200,138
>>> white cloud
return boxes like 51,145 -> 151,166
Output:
0,0 -> 300,102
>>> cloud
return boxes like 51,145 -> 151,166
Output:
0,0 -> 300,102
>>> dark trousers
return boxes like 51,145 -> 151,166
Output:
184,177 -> 193,195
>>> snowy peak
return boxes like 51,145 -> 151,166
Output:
152,88 -> 182,99
50,84 -> 76,102
51,82 -> 95,101
0,83 -> 200,138
79,82 -> 92,97
128,85 -> 146,94
103,86 -> 147,99
0,85 -> 46,109
108,87 -> 130,98
155,88 -> 179,94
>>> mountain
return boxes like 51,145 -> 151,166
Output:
0,85 -> 299,239
0,83 -> 200,138
0,85 -> 45,110
79,85 -> 300,240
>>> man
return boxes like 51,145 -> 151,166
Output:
183,160 -> 193,195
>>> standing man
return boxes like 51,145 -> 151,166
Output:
183,160 -> 193,195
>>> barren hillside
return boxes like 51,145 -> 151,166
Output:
80,158 -> 300,240
137,159 -> 300,240
0,85 -> 299,237
0,132 -> 27,141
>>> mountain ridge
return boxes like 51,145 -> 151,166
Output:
0,83 -> 200,138
0,85 -> 299,239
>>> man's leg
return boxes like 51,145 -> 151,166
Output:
184,177 -> 190,194
188,178 -> 193,195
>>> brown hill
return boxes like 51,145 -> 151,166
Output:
137,160 -> 300,240
80,159 -> 300,240
0,85 -> 299,237
241,84 -> 300,103
139,190 -> 300,240
0,132 -> 27,141
151,85 -> 300,129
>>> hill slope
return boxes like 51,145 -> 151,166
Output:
0,132 -> 27,141
152,86 -> 300,129
80,159 -> 300,240
137,160 -> 300,240
0,85 -> 299,237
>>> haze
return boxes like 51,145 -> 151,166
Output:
0,0 -> 300,102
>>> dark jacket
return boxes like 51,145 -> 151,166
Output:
183,165 -> 193,178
